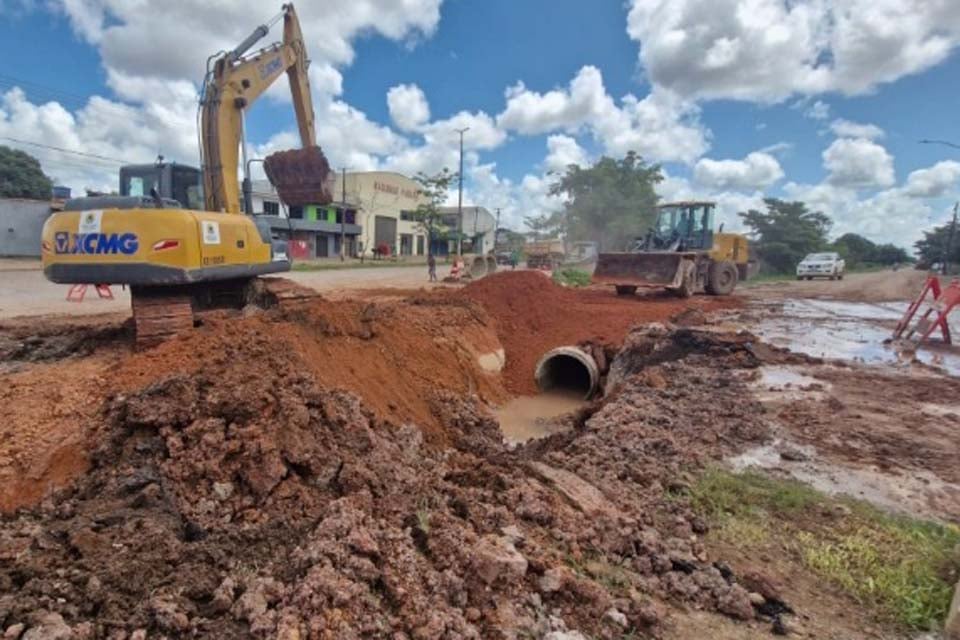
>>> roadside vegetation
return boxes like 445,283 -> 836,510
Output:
686,468 -> 960,631
552,268 -> 592,287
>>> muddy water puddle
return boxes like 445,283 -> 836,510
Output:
752,298 -> 960,375
494,391 -> 585,443
730,439 -> 960,522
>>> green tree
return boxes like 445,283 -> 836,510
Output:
831,233 -> 876,268
412,168 -> 456,255
739,198 -> 832,273
548,151 -> 663,250
523,213 -> 557,240
832,233 -> 910,268
0,145 -> 53,199
915,222 -> 960,270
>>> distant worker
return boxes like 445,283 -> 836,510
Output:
510,249 -> 520,270
428,252 -> 437,282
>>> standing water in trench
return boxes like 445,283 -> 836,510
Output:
493,347 -> 597,443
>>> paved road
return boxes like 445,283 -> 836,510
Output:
0,260 -> 451,319
0,260 -> 927,320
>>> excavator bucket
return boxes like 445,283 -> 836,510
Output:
263,146 -> 333,206
592,252 -> 686,288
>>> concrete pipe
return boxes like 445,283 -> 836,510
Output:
469,255 -> 488,279
485,255 -> 498,274
534,346 -> 600,399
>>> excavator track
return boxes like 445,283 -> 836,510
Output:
132,291 -> 194,347
131,277 -> 321,347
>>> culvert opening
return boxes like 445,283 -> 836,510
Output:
534,347 -> 599,399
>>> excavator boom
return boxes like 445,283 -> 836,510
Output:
200,3 -> 324,214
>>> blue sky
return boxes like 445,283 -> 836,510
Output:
1,0 -> 959,247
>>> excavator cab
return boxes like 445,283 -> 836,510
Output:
119,162 -> 203,211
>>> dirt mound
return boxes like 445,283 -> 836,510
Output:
460,271 -> 741,394
0,327 -> 781,639
0,294 -> 506,513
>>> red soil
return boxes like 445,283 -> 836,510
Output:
460,271 -> 742,394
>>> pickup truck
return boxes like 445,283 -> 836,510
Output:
796,252 -> 845,280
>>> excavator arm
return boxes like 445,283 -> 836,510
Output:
200,3 -> 317,214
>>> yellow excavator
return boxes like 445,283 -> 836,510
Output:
40,4 -> 330,343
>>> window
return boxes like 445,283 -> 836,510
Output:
400,210 -> 419,222
289,205 -> 304,219
263,201 -> 280,216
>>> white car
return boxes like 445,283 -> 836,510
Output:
796,252 -> 845,280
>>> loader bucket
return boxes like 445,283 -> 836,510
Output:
263,146 -> 333,206
592,252 -> 686,288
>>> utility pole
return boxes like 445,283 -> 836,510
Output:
943,202 -> 958,275
495,208 -> 501,249
455,127 -> 469,256
340,167 -> 348,261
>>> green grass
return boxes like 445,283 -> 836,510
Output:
552,267 -> 593,287
291,259 -> 427,271
688,468 -> 960,631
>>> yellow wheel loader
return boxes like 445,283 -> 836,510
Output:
592,201 -> 754,297
40,4 -> 330,343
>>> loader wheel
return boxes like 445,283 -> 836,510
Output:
706,261 -> 738,295
674,262 -> 696,298
615,285 -> 638,296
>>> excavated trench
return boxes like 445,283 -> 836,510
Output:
2,273 -> 782,639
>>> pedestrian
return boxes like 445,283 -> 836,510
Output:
428,252 -> 437,282
510,249 -> 519,270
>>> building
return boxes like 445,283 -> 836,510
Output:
249,180 -> 361,259
0,198 -> 54,257
252,171 -> 431,259
251,171 -> 498,259
437,205 -> 497,255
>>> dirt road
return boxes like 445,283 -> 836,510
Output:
745,268 -> 927,303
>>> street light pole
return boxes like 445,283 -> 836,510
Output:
455,127 -> 469,256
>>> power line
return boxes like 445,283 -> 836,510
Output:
0,136 -> 131,164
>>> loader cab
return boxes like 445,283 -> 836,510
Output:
651,201 -> 715,251
120,162 -> 203,211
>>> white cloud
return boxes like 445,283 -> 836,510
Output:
830,118 -> 885,140
386,83 -> 430,132
626,0 -> 960,102
802,100 -> 831,121
0,87 -> 195,192
783,180 -> 944,248
544,135 -> 588,172
903,161 -> 960,198
497,66 -> 708,164
56,0 -> 443,86
823,137 -> 895,188
693,151 -> 784,190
